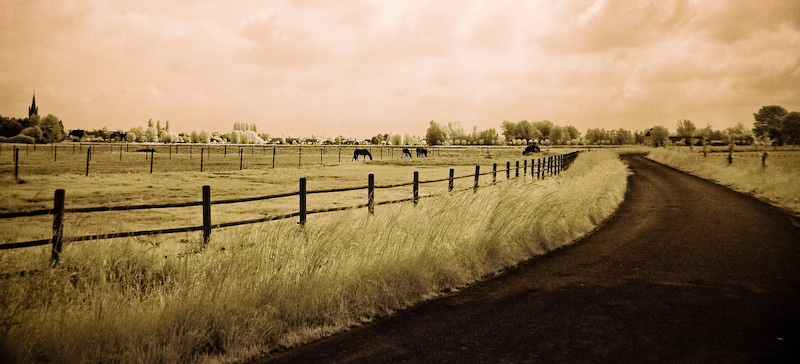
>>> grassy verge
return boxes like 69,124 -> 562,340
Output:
0,151 -> 627,363
647,148 -> 800,214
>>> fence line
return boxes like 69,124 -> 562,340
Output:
6,143 -> 452,177
0,152 -> 581,266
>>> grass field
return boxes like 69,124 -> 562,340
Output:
1,145 -> 569,250
647,147 -> 800,214
0,147 -> 625,363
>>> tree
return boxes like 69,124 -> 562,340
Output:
0,116 -> 24,138
21,126 -> 44,142
648,126 -> 669,147
426,120 -> 446,145
724,122 -> 752,144
753,105 -> 787,144
782,112 -> 800,145
39,114 -> 66,143
675,119 -> 696,137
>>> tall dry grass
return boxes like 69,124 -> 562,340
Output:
0,151 -> 627,363
647,148 -> 800,214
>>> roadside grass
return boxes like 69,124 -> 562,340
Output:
0,150 -> 624,363
647,148 -> 800,214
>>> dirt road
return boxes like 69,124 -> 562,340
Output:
260,154 -> 800,363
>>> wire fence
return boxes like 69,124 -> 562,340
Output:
3,143 -> 451,177
0,151 -> 580,266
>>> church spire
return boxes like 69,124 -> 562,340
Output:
28,94 -> 38,117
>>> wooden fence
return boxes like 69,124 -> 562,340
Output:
0,152 -> 580,266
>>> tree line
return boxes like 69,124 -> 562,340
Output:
0,114 -> 66,144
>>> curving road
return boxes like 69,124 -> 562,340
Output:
260,154 -> 800,363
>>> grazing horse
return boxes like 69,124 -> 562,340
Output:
353,149 -> 373,161
523,143 -> 541,155
402,148 -> 412,158
416,147 -> 428,157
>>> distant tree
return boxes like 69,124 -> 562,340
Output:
753,105 -> 787,144
21,126 -> 44,142
675,119 -> 697,137
564,125 -> 581,141
148,119 -> 154,128
633,130 -> 645,144
585,128 -> 607,145
782,112 -> 800,145
39,114 -> 66,143
0,116 -> 24,138
145,126 -> 158,142
649,126 -> 669,147
426,120 -> 447,145
476,128 -> 499,145
614,128 -> 635,145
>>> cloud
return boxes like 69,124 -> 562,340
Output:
1,0 -> 799,137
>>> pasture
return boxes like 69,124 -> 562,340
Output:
0,144 -> 569,254
647,147 -> 800,214
0,146 -> 625,363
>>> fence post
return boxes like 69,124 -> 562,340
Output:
413,171 -> 419,205
54,144 -> 57,162
225,145 -> 227,156
299,178 -> 307,225
449,168 -> 454,192
506,161 -> 510,180
492,163 -> 497,184
338,147 -> 341,163
320,148 -> 323,165
515,161 -> 519,178
200,148 -> 204,172
239,148 -> 244,170
190,145 -> 193,159
368,173 -> 375,215
202,185 -> 211,244
273,146 -> 276,168
523,160 -> 527,176
14,147 -> 19,180
150,150 -> 154,174
298,148 -> 302,167
120,145 -> 123,161
474,165 -> 480,192
50,189 -> 65,267
85,147 -> 91,176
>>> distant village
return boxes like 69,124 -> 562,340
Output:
3,94 -> 798,147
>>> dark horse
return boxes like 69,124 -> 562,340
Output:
523,143 -> 541,155
353,149 -> 373,161
402,148 -> 412,158
416,147 -> 428,157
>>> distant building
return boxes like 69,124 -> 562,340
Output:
28,94 -> 38,117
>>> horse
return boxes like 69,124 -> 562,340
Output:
416,147 -> 428,157
402,148 -> 412,158
353,149 -> 373,161
522,143 -> 540,155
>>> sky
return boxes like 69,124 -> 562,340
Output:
1,0 -> 799,138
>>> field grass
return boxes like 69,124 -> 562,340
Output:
647,147 -> 800,214
0,144 -> 570,250
0,148 -> 625,363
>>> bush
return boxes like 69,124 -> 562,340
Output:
0,134 -> 36,144
20,126 -> 43,143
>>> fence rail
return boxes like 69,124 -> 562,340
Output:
0,151 -> 581,266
